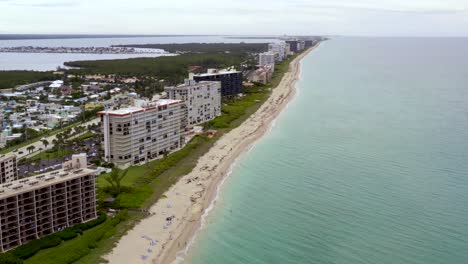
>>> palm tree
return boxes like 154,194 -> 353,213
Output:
26,145 -> 35,154
105,169 -> 128,196
41,139 -> 49,149
46,153 -> 51,167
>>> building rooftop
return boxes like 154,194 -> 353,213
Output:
98,99 -> 183,116
166,80 -> 220,90
194,68 -> 241,77
0,153 -> 16,161
0,167 -> 96,199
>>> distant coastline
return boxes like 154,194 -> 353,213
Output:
0,34 -> 216,41
0,46 -> 165,54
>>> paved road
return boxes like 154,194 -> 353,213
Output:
13,118 -> 100,159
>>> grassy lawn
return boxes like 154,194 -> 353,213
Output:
208,92 -> 268,129
71,131 -> 101,142
28,148 -> 73,162
24,211 -> 130,264
97,136 -> 213,209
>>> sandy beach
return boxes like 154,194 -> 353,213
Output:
104,44 -> 318,264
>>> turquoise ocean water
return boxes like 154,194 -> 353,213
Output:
184,37 -> 468,264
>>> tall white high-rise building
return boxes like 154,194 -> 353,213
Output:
165,80 -> 221,126
99,99 -> 187,168
268,42 -> 287,61
259,52 -> 276,71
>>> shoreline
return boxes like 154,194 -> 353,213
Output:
104,44 -> 318,264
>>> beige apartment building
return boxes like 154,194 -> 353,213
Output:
98,99 -> 187,168
0,154 -> 17,184
0,154 -> 97,252
165,80 -> 221,126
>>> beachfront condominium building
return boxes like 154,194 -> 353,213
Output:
259,52 -> 276,72
246,64 -> 274,85
285,42 -> 292,56
268,42 -> 286,61
305,40 -> 316,48
286,40 -> 298,53
0,154 -> 97,252
165,80 -> 221,126
191,68 -> 243,97
99,99 -> 187,168
297,40 -> 305,51
0,154 -> 17,184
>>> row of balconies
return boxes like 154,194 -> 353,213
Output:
2,229 -> 19,239
2,241 -> 20,251
1,215 -> 18,225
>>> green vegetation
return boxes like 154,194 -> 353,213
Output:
113,42 -> 268,53
0,71 -> 57,90
2,127 -> 48,150
28,148 -> 73,162
0,213 -> 107,263
20,129 -> 100,163
208,93 -> 268,129
59,211 -> 144,264
24,212 -> 125,264
70,131 -> 101,142
103,168 -> 128,196
0,107 -> 102,155
98,135 -> 211,209
64,53 -> 249,84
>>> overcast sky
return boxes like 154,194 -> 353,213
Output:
1,0 -> 467,36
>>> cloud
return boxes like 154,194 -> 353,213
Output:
0,0 -> 467,36
292,2 -> 466,15
7,0 -> 78,8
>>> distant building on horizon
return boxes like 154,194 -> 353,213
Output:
190,68 -> 243,97
99,99 -> 187,168
165,80 -> 221,126
0,154 -> 97,252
